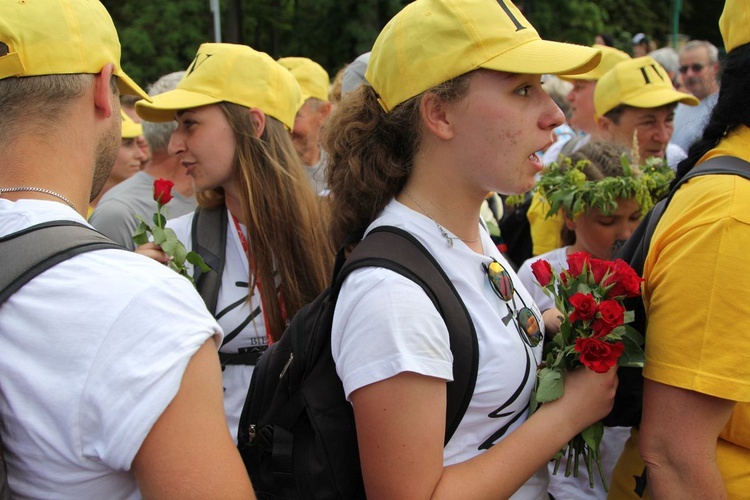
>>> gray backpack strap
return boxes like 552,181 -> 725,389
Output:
191,206 -> 228,314
0,221 -> 123,307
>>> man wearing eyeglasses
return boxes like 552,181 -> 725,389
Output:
671,40 -> 721,152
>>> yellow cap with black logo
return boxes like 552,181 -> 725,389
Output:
366,0 -> 602,112
594,56 -> 699,118
136,43 -> 303,131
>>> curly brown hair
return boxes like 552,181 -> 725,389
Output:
321,73 -> 473,249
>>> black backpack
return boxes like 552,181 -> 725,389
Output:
0,220 -> 124,499
236,225 -> 479,499
604,156 -> 750,427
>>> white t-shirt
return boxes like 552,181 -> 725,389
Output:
331,199 -> 549,499
0,199 -> 222,499
169,209 -> 268,442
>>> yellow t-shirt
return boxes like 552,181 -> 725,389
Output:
527,191 -> 563,256
609,126 -> 750,498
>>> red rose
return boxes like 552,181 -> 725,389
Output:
605,259 -> 644,298
153,178 -> 174,205
589,258 -> 612,284
531,259 -> 554,287
591,299 -> 625,336
569,293 -> 597,322
574,338 -> 624,373
566,251 -> 590,278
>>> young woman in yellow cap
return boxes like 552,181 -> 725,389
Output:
323,0 -> 617,498
135,43 -> 332,442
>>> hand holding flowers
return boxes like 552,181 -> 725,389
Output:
530,251 -> 645,490
133,179 -> 210,286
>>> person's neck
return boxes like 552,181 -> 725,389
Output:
299,145 -> 322,167
224,187 -> 245,225
144,153 -> 194,197
1,132 -> 92,216
398,155 -> 485,253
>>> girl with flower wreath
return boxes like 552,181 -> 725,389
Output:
134,43 -> 333,442
322,0 -> 619,498
516,140 -> 673,499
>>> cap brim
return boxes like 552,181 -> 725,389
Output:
135,88 -> 222,123
482,40 -> 602,76
624,88 -> 700,109
117,71 -> 150,101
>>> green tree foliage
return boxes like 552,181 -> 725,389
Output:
105,0 -> 724,89
103,0 -> 213,87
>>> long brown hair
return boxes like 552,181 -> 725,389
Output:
197,102 -> 333,342
321,75 -> 473,249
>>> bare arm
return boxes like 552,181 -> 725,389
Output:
639,379 -> 733,500
132,340 -> 255,499
351,366 -> 617,500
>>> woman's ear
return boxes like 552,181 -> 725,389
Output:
248,108 -> 267,137
420,93 -> 454,141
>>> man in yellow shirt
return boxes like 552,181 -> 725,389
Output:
609,1 -> 750,497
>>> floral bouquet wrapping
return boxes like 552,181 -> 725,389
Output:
133,178 -> 210,286
529,251 -> 645,491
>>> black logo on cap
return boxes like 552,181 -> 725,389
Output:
186,52 -> 213,77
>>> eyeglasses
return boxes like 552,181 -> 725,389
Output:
483,259 -> 543,348
679,63 -> 704,74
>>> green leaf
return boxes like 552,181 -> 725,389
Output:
153,212 -> 167,227
581,421 -> 604,452
172,241 -> 188,267
187,251 -> 212,272
152,226 -> 167,245
617,333 -> 646,368
536,367 -> 564,403
623,310 -> 635,324
132,221 -> 150,246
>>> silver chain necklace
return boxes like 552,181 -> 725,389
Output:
403,191 -> 480,248
0,186 -> 77,211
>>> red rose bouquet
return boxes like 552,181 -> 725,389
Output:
530,251 -> 645,490
133,179 -> 210,285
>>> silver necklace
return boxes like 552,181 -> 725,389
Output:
0,186 -> 77,211
403,191 -> 480,248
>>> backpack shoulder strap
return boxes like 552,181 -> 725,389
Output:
621,155 -> 750,277
192,206 -> 228,314
0,220 -> 123,307
334,226 -> 479,445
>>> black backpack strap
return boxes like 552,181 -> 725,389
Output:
334,226 -> 479,445
624,156 -> 750,276
0,221 -> 123,307
192,206 -> 228,314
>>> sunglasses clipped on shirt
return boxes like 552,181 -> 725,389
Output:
482,259 -> 543,348
679,63 -> 704,74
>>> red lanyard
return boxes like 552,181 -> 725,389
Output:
231,213 -> 278,345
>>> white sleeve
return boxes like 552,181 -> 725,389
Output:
79,273 -> 221,470
331,267 -> 454,400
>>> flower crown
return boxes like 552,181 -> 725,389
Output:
535,155 -> 675,220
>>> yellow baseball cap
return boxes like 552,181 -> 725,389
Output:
366,0 -> 602,112
121,111 -> 143,139
0,0 -> 148,100
136,43 -> 303,131
594,56 -> 699,117
720,0 -> 749,53
561,45 -> 631,81
278,57 -> 330,102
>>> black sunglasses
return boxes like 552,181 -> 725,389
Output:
483,259 -> 543,348
679,63 -> 704,74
